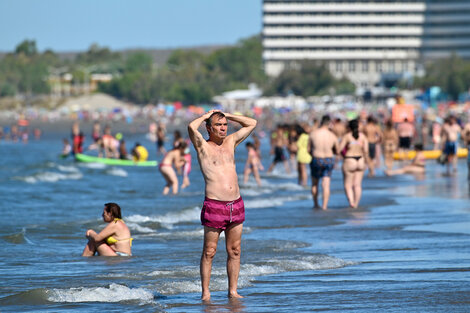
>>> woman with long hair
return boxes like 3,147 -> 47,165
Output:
339,119 -> 369,209
82,203 -> 132,256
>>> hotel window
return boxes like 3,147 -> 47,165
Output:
376,61 -> 384,73
361,61 -> 369,72
348,61 -> 356,72
402,61 -> 408,72
336,61 -> 343,72
389,62 -> 395,73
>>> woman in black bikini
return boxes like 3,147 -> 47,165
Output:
339,119 -> 369,209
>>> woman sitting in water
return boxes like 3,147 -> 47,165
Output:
82,203 -> 132,257
385,143 -> 426,176
339,119 -> 369,209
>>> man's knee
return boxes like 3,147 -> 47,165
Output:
203,245 -> 217,259
227,245 -> 241,258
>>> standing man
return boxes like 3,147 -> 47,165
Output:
441,115 -> 462,174
308,115 -> 339,210
363,115 -> 383,177
188,110 -> 257,301
397,118 -> 415,160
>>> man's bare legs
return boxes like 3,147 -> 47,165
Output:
225,223 -> 243,298
312,176 -> 331,210
200,224 -> 244,300
311,178 -> 320,209
343,169 -> 356,208
200,226 -> 221,301
352,171 -> 364,208
321,176 -> 331,210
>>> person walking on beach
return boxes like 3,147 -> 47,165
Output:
188,110 -> 256,301
308,115 -> 338,210
441,116 -> 461,174
397,118 -> 415,160
267,125 -> 291,174
339,119 -> 369,209
382,119 -> 399,170
295,124 -> 312,187
363,115 -> 382,177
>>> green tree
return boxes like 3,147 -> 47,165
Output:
265,60 -> 353,97
125,52 -> 153,73
75,43 -> 121,65
413,54 -> 470,100
15,39 -> 38,56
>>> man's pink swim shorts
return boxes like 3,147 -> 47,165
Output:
200,197 -> 245,230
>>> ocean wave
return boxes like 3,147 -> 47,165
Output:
127,206 -> 200,229
14,171 -> 83,184
244,194 -> 310,209
261,169 -> 298,179
46,283 -> 155,304
105,167 -> 128,177
1,228 -> 33,244
126,222 -> 156,234
151,228 -> 204,239
57,165 -> 81,173
146,254 -> 355,295
78,162 -> 107,169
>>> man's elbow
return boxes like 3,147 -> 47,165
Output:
188,124 -> 196,134
249,119 -> 258,128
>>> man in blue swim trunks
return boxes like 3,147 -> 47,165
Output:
308,115 -> 339,210
442,116 -> 461,174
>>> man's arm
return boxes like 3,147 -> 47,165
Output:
224,113 -> 257,147
187,110 -> 217,150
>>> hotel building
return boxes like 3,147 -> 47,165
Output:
262,0 -> 470,88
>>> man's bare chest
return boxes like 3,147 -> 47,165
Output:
203,145 -> 235,167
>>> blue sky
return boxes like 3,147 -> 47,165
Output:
0,0 -> 262,52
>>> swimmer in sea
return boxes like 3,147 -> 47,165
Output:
82,203 -> 132,257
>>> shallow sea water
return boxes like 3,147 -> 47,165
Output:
0,130 -> 469,312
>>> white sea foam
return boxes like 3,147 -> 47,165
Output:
127,206 -> 200,228
244,198 -> 286,209
78,162 -> 107,169
152,228 -> 204,239
244,194 -> 309,209
261,168 -> 298,179
57,165 -> 80,173
46,283 -> 154,304
105,167 -> 128,177
126,222 -> 155,234
16,171 -> 83,184
148,254 -> 354,295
